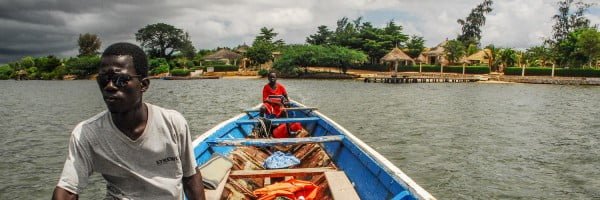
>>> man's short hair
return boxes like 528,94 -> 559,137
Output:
102,42 -> 149,78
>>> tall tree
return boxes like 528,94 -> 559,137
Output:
457,0 -> 493,47
550,0 -> 593,42
306,25 -> 332,45
78,33 -> 101,57
547,0 -> 594,67
135,23 -> 193,59
179,33 -> 196,59
247,27 -> 285,67
406,35 -> 425,58
256,27 -> 284,47
484,44 -> 499,71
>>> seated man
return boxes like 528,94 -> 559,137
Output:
260,72 -> 288,118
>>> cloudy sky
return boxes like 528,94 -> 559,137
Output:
1,0 -> 599,64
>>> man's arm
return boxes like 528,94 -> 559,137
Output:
52,187 -> 78,200
182,169 -> 205,200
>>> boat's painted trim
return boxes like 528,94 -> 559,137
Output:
294,101 -> 436,200
207,135 -> 345,146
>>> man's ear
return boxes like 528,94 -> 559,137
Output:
140,78 -> 150,92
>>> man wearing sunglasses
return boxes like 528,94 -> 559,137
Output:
53,42 -> 205,200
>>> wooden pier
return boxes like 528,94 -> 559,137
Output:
364,75 -> 480,83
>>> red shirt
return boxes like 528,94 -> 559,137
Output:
262,83 -> 287,117
262,83 -> 287,101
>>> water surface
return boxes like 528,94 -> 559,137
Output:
0,79 -> 598,199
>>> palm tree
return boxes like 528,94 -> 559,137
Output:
484,44 -> 498,72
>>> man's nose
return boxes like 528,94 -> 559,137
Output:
103,80 -> 118,91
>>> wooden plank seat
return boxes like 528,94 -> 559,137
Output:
235,117 -> 320,125
204,171 -> 229,200
243,107 -> 319,113
229,167 -> 337,178
206,135 -> 344,146
325,171 -> 361,200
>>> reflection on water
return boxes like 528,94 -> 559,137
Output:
0,79 -> 598,199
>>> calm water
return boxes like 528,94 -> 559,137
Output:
0,79 -> 599,199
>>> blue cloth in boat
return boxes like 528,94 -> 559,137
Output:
263,151 -> 300,169
197,154 -> 233,190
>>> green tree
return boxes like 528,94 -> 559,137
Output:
547,0 -> 594,67
444,40 -> 466,64
65,56 -> 101,77
179,33 -> 196,59
496,48 -> 517,69
78,33 -> 102,57
457,0 -> 494,47
135,23 -> 193,59
273,45 -> 366,75
526,45 -> 552,67
246,40 -> 274,67
20,56 -> 35,69
484,44 -> 499,71
406,35 -> 425,58
0,65 -> 14,80
576,28 -> 600,67
256,27 -> 284,47
550,0 -> 592,42
35,55 -> 62,73
306,25 -> 332,45
466,44 -> 479,57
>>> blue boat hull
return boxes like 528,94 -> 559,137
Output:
192,101 -> 435,200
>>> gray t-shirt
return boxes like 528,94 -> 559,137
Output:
57,103 -> 197,199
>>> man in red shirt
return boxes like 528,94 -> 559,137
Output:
261,72 -> 288,118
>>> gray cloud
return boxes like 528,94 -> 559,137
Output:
1,0 -> 599,64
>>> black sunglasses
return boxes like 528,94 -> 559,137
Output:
97,73 -> 141,87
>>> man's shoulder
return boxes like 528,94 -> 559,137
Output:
148,103 -> 187,124
71,110 -> 109,138
277,83 -> 287,89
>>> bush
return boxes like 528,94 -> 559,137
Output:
555,68 -> 600,77
202,60 -> 226,66
170,68 -> 190,76
149,58 -> 168,69
258,69 -> 269,77
151,64 -> 170,75
0,65 -> 13,80
505,67 -> 600,77
203,65 -> 238,72
64,56 -> 101,77
40,72 -> 55,80
51,65 -> 69,79
442,66 -> 490,74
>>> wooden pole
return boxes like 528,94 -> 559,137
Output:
462,63 -> 466,75
419,63 -> 422,73
551,63 -> 555,77
393,61 -> 398,77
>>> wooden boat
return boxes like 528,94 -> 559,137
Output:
192,101 -> 436,200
